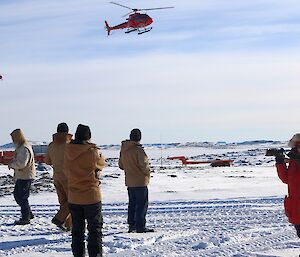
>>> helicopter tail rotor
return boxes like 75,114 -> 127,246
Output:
105,20 -> 111,36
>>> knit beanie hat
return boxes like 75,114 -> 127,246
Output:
75,124 -> 91,141
57,122 -> 69,133
130,128 -> 141,142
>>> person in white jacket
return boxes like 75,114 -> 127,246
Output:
8,129 -> 36,225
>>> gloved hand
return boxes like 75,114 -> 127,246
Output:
275,155 -> 285,164
287,151 -> 300,164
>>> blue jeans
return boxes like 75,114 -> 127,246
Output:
69,202 -> 103,257
127,186 -> 148,230
13,179 -> 32,220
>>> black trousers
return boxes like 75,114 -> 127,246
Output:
127,186 -> 148,230
13,179 -> 32,220
295,224 -> 300,238
69,202 -> 103,257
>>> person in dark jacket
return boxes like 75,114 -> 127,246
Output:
118,128 -> 154,233
64,124 -> 105,257
8,129 -> 36,225
276,133 -> 300,238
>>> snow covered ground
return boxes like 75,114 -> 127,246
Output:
1,142 -> 300,257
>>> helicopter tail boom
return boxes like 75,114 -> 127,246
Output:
105,20 -> 129,35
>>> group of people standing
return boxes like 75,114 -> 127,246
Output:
8,124 -> 153,257
7,125 -> 300,256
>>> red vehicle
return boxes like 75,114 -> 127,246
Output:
0,74 -> 3,80
168,156 -> 234,167
105,2 -> 174,35
0,151 -> 46,165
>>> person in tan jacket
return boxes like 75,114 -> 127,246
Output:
45,122 -> 72,230
64,124 -> 105,257
8,129 -> 36,225
118,128 -> 153,233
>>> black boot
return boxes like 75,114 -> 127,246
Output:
136,227 -> 154,233
128,225 -> 136,233
72,242 -> 85,257
15,208 -> 31,225
52,217 -> 67,231
14,219 -> 30,225
87,244 -> 102,257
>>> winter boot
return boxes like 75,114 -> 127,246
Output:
136,227 -> 154,233
128,225 -> 136,233
52,217 -> 67,231
87,243 -> 102,257
15,208 -> 31,225
14,219 -> 30,225
72,242 -> 85,257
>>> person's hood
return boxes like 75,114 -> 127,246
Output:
120,140 -> 141,151
65,143 -> 97,161
288,133 -> 300,148
10,129 -> 26,148
52,132 -> 72,144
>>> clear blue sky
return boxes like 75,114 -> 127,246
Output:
1,0 -> 300,144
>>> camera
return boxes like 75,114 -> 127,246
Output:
265,148 -> 285,157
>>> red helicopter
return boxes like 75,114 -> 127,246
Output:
105,2 -> 174,35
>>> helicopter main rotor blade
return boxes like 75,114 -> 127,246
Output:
122,11 -> 134,18
140,7 -> 175,11
110,2 -> 133,10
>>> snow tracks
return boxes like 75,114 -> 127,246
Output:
0,197 -> 299,257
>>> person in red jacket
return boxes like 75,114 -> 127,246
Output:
276,133 -> 300,238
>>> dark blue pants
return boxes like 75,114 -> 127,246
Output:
13,179 -> 32,220
127,186 -> 148,230
295,224 -> 300,238
69,202 -> 103,257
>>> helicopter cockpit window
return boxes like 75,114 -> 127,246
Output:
136,15 -> 148,22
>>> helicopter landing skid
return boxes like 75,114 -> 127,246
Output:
125,28 -> 138,34
138,27 -> 152,35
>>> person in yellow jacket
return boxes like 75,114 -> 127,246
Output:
8,129 -> 36,225
45,122 -> 72,230
118,128 -> 154,233
64,124 -> 105,257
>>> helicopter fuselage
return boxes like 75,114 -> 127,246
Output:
105,13 -> 153,35
128,13 -> 153,28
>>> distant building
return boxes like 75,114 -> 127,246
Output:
32,144 -> 48,154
